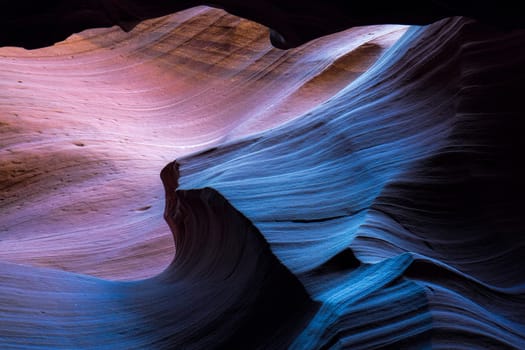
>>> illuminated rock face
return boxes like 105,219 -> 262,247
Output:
0,7 -> 405,279
0,167 -> 316,349
175,18 -> 525,348
1,4 -> 525,350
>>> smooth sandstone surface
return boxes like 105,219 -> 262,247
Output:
1,3 -> 525,349
1,7 -> 405,279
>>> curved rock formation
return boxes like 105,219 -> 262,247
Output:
0,163 -> 315,348
175,16 -> 525,349
0,7 -> 405,279
2,3 -> 525,350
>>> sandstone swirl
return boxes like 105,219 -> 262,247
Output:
175,17 -> 525,349
1,7 -> 404,279
1,4 -> 525,350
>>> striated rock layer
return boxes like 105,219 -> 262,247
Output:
0,7 -> 405,279
1,5 -> 525,350
174,16 -> 525,349
0,163 -> 316,348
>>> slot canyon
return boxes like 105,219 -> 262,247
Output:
1,2 -> 525,349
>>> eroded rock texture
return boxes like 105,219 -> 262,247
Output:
1,3 -> 525,350
1,7 -> 403,279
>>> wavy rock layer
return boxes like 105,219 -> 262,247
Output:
0,7 -> 405,279
176,17 -> 525,349
1,6 -> 525,350
0,165 -> 315,348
